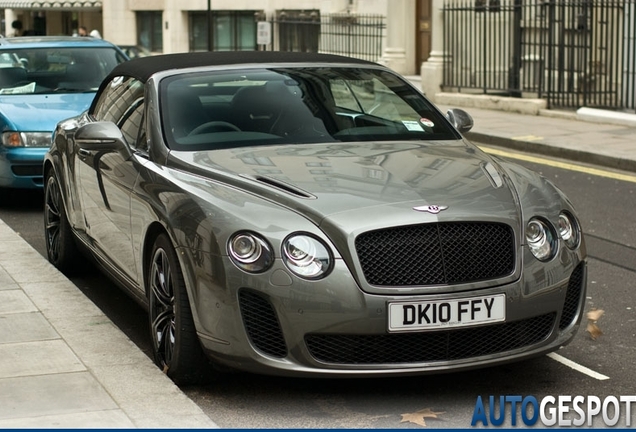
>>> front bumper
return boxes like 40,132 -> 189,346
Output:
193,256 -> 587,378
0,146 -> 48,188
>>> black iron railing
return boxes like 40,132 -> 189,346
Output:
442,0 -> 636,111
263,12 -> 386,63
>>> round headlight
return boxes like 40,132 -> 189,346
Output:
228,232 -> 273,273
526,218 -> 557,261
558,212 -> 580,249
282,234 -> 332,279
230,234 -> 260,262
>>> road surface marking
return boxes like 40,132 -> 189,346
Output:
547,353 -> 610,380
480,146 -> 636,184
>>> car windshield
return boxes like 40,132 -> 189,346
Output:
0,47 -> 125,95
160,67 -> 459,151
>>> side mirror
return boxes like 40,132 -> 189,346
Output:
75,121 -> 132,159
446,108 -> 474,134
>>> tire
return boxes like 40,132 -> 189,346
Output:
148,233 -> 213,385
43,170 -> 82,275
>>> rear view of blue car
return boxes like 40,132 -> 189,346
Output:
0,36 -> 127,189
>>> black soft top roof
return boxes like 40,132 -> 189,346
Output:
106,51 -> 378,84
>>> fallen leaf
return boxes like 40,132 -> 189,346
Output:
587,322 -> 603,340
587,309 -> 604,322
400,407 -> 445,427
586,308 -> 604,340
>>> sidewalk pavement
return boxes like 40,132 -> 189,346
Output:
444,103 -> 636,173
404,75 -> 636,173
0,79 -> 635,428
0,220 -> 218,428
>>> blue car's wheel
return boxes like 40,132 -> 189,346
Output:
148,233 -> 212,385
44,169 -> 81,274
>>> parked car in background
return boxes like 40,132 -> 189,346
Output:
44,51 -> 587,385
118,45 -> 152,59
0,36 -> 128,189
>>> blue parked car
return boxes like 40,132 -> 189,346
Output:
0,36 -> 128,189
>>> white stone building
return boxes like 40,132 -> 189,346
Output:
1,0 -> 445,96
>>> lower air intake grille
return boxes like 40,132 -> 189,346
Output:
305,313 -> 555,364
239,290 -> 287,358
355,222 -> 515,286
559,262 -> 586,330
12,165 -> 42,177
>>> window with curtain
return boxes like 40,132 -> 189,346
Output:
276,10 -> 320,53
137,11 -> 163,52
188,11 -> 260,52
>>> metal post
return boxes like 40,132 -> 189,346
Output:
509,0 -> 523,97
207,0 -> 212,51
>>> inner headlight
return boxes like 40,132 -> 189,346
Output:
526,218 -> 557,261
1,132 -> 52,148
558,212 -> 581,249
228,232 -> 273,273
282,234 -> 332,279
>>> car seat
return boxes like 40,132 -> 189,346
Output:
166,86 -> 210,139
0,67 -> 28,89
231,81 -> 329,138
59,58 -> 103,90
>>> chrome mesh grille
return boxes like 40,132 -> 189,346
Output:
355,222 -> 515,286
305,313 -> 555,364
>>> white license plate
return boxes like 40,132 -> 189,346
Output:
388,294 -> 506,332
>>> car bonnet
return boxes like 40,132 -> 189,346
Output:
170,140 -> 520,228
0,93 -> 94,131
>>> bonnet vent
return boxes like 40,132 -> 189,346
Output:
241,174 -> 316,199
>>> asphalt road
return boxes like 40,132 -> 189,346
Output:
1,147 -> 635,428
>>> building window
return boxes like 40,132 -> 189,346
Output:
137,11 -> 163,52
276,10 -> 320,53
189,11 -> 259,52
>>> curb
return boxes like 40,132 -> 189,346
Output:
466,131 -> 636,173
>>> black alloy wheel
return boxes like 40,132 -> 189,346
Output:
43,170 -> 81,274
148,233 -> 212,385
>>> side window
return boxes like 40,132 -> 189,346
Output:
92,76 -> 144,124
92,76 -> 146,149
120,99 -> 145,151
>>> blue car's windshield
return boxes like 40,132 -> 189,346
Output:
160,67 -> 460,151
0,47 -> 126,95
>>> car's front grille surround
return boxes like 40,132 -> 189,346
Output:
238,289 -> 287,358
305,313 -> 556,365
559,262 -> 586,330
355,222 -> 515,286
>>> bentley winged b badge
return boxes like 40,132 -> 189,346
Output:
413,205 -> 449,214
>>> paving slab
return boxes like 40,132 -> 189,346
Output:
0,312 -> 59,344
0,373 -> 118,420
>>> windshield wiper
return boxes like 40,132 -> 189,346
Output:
53,87 -> 93,93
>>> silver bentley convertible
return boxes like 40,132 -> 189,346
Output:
44,51 -> 587,385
